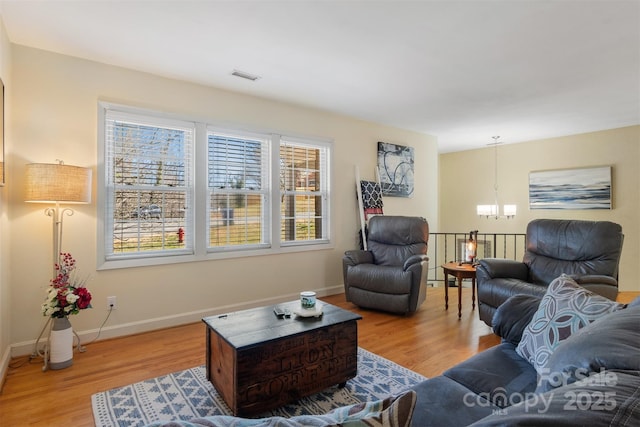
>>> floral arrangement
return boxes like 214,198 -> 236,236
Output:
42,252 -> 92,318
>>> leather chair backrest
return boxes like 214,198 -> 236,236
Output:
523,219 -> 623,285
367,216 -> 429,266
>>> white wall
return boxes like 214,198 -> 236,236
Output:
439,126 -> 640,292
7,45 -> 438,355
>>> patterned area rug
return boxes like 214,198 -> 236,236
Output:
92,348 -> 426,427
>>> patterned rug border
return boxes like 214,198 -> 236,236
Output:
92,347 -> 426,427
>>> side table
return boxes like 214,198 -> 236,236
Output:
441,262 -> 477,319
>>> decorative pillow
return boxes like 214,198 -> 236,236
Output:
515,274 -> 623,374
144,389 -> 416,427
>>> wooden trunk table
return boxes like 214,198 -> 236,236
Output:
202,300 -> 362,416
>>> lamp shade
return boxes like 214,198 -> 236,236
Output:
25,163 -> 92,203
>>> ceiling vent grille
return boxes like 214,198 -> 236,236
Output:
231,69 -> 260,81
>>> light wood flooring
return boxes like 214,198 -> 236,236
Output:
1,287 -> 637,426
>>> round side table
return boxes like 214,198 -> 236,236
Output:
441,262 -> 477,319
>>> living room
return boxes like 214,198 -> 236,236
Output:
0,1 -> 639,425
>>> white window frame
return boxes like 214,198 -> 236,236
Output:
97,103 -> 333,270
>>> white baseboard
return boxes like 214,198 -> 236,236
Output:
9,285 -> 345,358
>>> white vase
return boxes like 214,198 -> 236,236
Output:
49,316 -> 73,369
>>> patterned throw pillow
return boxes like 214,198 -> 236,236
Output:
515,274 -> 623,374
144,390 -> 416,427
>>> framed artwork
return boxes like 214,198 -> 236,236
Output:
377,141 -> 414,197
0,78 -> 3,186
529,166 -> 611,210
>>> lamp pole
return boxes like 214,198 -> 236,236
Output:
44,202 -> 76,279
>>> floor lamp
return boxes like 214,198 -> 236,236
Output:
24,161 -> 92,370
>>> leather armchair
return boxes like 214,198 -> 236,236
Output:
476,219 -> 624,326
342,216 -> 429,314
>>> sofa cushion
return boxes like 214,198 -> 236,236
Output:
469,370 -> 640,427
410,376 -> 498,427
515,274 -> 623,374
444,343 -> 538,408
144,390 -> 416,427
537,304 -> 640,392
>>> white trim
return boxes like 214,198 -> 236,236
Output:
9,285 -> 345,356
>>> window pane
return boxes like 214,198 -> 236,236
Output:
208,134 -> 264,190
112,190 -> 187,253
209,194 -> 264,247
112,122 -> 187,187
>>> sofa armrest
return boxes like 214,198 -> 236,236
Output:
477,258 -> 529,280
491,294 -> 541,345
343,250 -> 374,266
403,254 -> 429,271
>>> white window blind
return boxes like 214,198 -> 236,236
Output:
104,110 -> 194,259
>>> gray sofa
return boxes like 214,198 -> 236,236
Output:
342,216 -> 429,314
476,219 -> 623,326
410,277 -> 640,426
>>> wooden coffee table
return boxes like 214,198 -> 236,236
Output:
202,300 -> 362,416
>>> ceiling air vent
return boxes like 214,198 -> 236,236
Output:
231,69 -> 260,81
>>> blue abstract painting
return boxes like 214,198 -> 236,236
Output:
529,166 -> 611,210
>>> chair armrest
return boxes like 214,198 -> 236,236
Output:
477,258 -> 529,280
570,274 -> 618,287
492,294 -> 542,345
343,250 -> 374,266
403,254 -> 429,270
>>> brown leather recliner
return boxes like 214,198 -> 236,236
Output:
476,219 -> 624,326
342,216 -> 429,314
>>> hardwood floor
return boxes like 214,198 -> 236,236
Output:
1,287 -> 637,426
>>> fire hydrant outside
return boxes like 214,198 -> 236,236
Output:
177,227 -> 184,244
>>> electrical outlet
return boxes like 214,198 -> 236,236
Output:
107,296 -> 117,310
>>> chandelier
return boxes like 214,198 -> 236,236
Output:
476,136 -> 516,219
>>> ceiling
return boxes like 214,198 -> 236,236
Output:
1,0 -> 638,152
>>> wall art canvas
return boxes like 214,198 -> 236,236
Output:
377,141 -> 414,197
529,166 -> 611,210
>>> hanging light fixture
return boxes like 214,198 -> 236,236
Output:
476,136 -> 516,219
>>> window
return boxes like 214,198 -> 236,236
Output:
99,104 -> 332,268
280,138 -> 329,244
207,130 -> 270,250
103,109 -> 194,260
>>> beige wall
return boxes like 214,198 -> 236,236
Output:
0,16 -> 12,381
7,45 -> 438,355
439,126 -> 640,292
